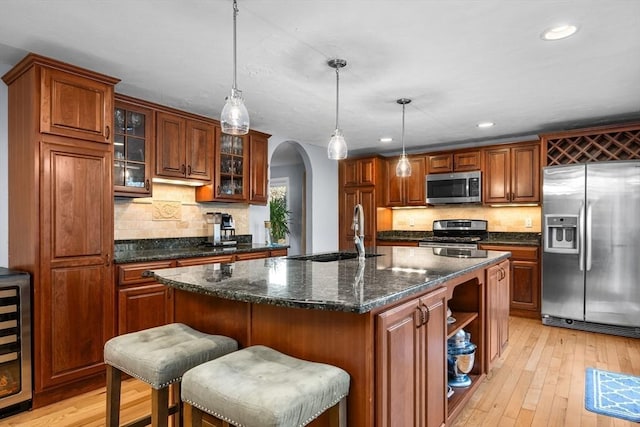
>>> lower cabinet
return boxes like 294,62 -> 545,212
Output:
118,284 -> 174,335
376,287 -> 447,427
116,260 -> 175,334
480,245 -> 540,318
486,260 -> 510,370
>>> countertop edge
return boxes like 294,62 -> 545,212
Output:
150,251 -> 511,314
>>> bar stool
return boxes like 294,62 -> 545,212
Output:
104,323 -> 238,427
181,345 -> 350,427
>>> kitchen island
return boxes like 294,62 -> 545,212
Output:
149,246 -> 511,426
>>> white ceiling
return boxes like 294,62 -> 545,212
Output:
2,1 -> 640,157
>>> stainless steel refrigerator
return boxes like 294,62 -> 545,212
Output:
542,160 -> 640,338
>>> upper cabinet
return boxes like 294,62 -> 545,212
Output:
155,111 -> 214,183
483,141 -> 540,204
384,155 -> 426,207
341,157 -> 378,187
427,150 -> 480,174
196,129 -> 271,204
40,65 -> 116,144
113,96 -> 153,197
248,132 -> 269,205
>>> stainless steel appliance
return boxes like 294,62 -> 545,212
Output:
447,329 -> 476,388
426,170 -> 481,204
205,212 -> 236,247
0,268 -> 31,417
419,219 -> 488,249
542,161 -> 640,338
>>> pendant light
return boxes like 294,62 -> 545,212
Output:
220,0 -> 250,135
327,59 -> 348,160
396,98 -> 412,177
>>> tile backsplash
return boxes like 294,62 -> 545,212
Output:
114,183 -> 249,240
391,205 -> 541,232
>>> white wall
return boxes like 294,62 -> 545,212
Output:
249,135 -> 339,253
0,64 -> 9,267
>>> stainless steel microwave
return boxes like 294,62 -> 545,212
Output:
425,170 -> 482,204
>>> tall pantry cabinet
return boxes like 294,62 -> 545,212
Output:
2,54 -> 119,407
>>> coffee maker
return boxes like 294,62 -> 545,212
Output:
205,212 -> 236,247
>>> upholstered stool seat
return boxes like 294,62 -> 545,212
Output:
104,323 -> 238,427
182,345 -> 350,427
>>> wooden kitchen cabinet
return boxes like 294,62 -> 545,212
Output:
483,142 -> 540,204
248,132 -> 269,204
116,260 -> 175,335
339,187 -> 377,250
486,259 -> 510,370
427,150 -> 481,174
376,287 -> 447,427
480,244 -> 540,318
384,155 -> 426,207
338,156 -> 386,250
40,61 -> 115,144
3,54 -> 118,408
3,54 -> 119,407
113,95 -> 154,197
196,129 -> 271,204
155,110 -> 214,182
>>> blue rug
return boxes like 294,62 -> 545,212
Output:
585,367 -> 640,422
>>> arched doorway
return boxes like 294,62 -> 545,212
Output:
270,141 -> 309,256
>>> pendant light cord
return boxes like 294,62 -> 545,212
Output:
335,67 -> 340,129
232,0 -> 239,90
401,103 -> 406,155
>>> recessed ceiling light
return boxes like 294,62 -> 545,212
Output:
477,122 -> 495,128
379,137 -> 393,143
541,24 -> 578,41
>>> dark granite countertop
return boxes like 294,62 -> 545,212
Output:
376,231 -> 540,246
148,246 -> 511,314
114,236 -> 287,264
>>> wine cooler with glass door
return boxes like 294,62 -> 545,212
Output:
0,268 -> 31,417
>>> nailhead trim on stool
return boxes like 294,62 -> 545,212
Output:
104,323 -> 238,427
181,345 -> 350,427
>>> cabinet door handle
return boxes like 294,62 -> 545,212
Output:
415,307 -> 423,328
187,165 -> 192,176
181,164 -> 186,174
105,253 -> 111,267
105,125 -> 110,140
145,179 -> 150,191
216,185 -> 221,196
422,304 -> 430,325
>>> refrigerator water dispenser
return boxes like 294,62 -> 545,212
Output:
544,215 -> 579,254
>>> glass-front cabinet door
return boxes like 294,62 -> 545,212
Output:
215,129 -> 248,201
113,98 -> 153,197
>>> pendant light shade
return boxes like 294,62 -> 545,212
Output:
396,98 -> 412,177
221,0 -> 249,135
327,59 -> 348,160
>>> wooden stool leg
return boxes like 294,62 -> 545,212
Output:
190,405 -> 203,427
106,365 -> 121,427
152,387 -> 169,427
328,397 -> 347,427
172,382 -> 182,427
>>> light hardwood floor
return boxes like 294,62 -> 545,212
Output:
1,316 -> 639,426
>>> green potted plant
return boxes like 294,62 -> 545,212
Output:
269,197 -> 291,244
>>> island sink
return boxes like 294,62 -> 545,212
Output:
285,252 -> 383,262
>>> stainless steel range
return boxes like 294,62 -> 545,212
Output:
419,219 -> 488,249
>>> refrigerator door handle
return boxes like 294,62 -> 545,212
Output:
586,202 -> 593,271
579,202 -> 585,271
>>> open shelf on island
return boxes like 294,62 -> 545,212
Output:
447,311 -> 478,338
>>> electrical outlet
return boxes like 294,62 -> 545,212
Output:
409,217 -> 415,227
525,217 -> 532,228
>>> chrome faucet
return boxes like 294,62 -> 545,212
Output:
352,203 -> 365,260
